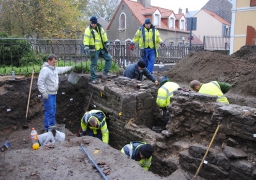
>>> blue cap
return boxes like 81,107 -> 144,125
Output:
144,18 -> 151,24
90,16 -> 98,24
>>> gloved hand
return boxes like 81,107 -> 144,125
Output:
84,46 -> 89,54
160,42 -> 166,48
42,92 -> 48,100
130,42 -> 134,51
105,42 -> 110,49
79,131 -> 86,137
155,80 -> 159,85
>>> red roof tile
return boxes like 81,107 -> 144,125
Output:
107,0 -> 188,33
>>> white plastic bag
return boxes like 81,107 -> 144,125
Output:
38,131 -> 55,146
54,130 -> 65,142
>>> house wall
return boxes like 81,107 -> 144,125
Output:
230,0 -> 256,54
193,10 -> 223,42
107,1 -> 189,44
107,1 -> 141,41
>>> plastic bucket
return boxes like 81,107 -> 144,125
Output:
68,72 -> 81,85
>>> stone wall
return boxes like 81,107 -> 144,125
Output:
1,75 -> 256,179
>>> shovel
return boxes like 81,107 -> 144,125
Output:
22,70 -> 34,129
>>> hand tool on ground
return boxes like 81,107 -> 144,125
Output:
193,124 -> 220,179
80,145 -> 108,180
22,70 -> 34,129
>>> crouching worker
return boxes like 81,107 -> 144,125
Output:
121,141 -> 154,171
80,109 -> 109,144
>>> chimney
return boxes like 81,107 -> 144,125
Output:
137,0 -> 151,8
178,8 -> 182,14
186,8 -> 188,13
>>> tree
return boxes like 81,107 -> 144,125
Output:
0,0 -> 88,38
85,0 -> 120,22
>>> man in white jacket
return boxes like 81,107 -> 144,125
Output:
37,54 -> 73,131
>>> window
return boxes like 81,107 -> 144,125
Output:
251,0 -> 256,6
119,13 -> 126,30
180,20 -> 185,30
222,24 -> 230,37
122,4 -> 124,10
154,14 -> 160,26
169,17 -> 174,28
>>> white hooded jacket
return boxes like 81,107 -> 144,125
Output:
37,62 -> 72,94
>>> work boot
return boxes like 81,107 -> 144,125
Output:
91,79 -> 101,84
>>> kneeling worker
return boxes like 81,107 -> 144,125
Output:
121,141 -> 154,171
80,109 -> 109,144
123,60 -> 159,85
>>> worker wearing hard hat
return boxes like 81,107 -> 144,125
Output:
80,109 -> 109,144
189,80 -> 231,104
156,76 -> 180,108
121,141 -> 154,171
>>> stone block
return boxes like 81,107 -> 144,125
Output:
252,168 -> 256,180
216,152 -> 230,171
143,97 -> 155,109
230,160 -> 252,176
179,150 -> 195,163
229,170 -> 251,180
189,144 -> 216,164
203,162 -> 229,178
224,146 -> 247,159
156,142 -> 167,150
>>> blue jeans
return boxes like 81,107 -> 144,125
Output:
87,129 -> 102,141
141,48 -> 156,74
43,94 -> 56,131
90,49 -> 112,80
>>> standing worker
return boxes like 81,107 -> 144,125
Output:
189,80 -> 231,104
123,60 -> 159,85
130,18 -> 165,74
80,109 -> 109,144
37,54 -> 73,132
121,141 -> 154,171
83,16 -> 112,84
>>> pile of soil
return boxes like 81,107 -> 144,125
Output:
164,46 -> 256,97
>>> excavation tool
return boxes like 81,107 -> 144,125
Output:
80,145 -> 108,180
193,124 -> 220,179
22,70 -> 34,129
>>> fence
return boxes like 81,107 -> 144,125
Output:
203,36 -> 230,50
0,38 -> 206,74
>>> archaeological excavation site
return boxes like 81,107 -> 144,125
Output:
1,46 -> 256,180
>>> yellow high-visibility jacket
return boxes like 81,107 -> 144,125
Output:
156,82 -> 180,107
156,82 -> 180,108
132,25 -> 162,56
199,81 -> 229,104
81,110 -> 109,143
83,24 -> 108,51
121,142 -> 152,171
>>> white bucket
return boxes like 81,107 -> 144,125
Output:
68,72 -> 81,85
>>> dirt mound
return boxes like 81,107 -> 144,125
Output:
164,50 -> 256,97
231,45 -> 256,60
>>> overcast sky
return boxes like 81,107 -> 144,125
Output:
150,0 -> 209,13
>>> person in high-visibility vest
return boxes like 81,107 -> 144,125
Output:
130,18 -> 165,74
190,80 -> 231,104
156,76 -> 180,108
121,142 -> 154,171
80,109 -> 109,144
83,16 -> 112,84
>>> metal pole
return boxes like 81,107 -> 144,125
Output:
80,145 -> 108,180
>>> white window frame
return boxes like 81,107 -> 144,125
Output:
119,12 -> 126,31
168,14 -> 175,28
153,9 -> 161,27
179,16 -> 185,30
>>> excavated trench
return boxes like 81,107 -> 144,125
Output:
1,75 -> 256,179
